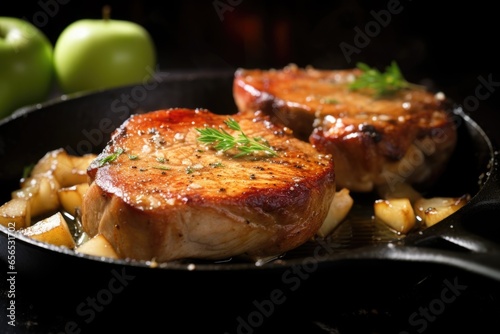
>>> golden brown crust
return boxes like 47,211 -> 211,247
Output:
82,108 -> 335,262
233,64 -> 457,192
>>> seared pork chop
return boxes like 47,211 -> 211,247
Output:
81,108 -> 335,262
233,64 -> 457,192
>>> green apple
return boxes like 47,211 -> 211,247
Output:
53,8 -> 156,95
0,17 -> 54,119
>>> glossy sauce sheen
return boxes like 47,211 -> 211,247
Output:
82,108 -> 336,262
233,65 -> 458,192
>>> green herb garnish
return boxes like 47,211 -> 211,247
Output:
152,166 -> 171,171
98,147 -> 124,166
196,118 -> 277,158
209,162 -> 224,168
349,61 -> 417,97
22,163 -> 34,179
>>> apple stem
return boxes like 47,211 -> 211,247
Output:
103,5 -> 111,21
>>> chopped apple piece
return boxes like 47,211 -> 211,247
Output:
374,198 -> 416,234
0,198 -> 31,230
413,195 -> 470,227
30,148 -> 75,187
58,183 -> 90,215
12,173 -> 60,217
19,212 -> 76,249
70,153 -> 97,171
75,234 -> 119,259
376,182 -> 423,204
317,188 -> 354,237
29,148 -> 95,187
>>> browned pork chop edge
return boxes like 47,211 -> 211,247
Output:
233,64 -> 457,192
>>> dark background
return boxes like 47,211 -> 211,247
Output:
5,0 -> 500,138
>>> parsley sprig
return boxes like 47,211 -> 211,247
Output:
196,118 -> 277,158
349,61 -> 419,97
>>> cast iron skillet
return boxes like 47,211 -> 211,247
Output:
1,70 -> 500,333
